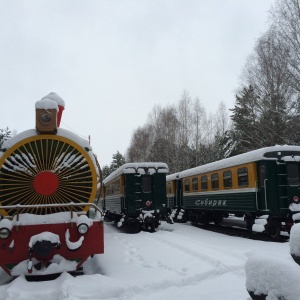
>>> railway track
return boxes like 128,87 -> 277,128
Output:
192,218 -> 289,243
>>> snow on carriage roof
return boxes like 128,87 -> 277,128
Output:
167,145 -> 300,180
103,162 -> 169,184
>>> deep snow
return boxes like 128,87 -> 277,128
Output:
0,221 -> 296,300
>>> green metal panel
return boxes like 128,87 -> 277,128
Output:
105,195 -> 122,214
124,174 -> 142,216
183,191 -> 256,213
124,173 -> 167,217
153,173 -> 168,215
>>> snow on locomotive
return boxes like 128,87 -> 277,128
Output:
98,162 -> 173,233
0,93 -> 104,277
167,146 -> 300,239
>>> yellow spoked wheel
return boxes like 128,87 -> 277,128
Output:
0,135 -> 97,216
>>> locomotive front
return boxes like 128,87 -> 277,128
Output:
0,93 -> 104,277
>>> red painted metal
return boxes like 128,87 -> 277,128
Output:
0,220 -> 104,276
33,171 -> 59,196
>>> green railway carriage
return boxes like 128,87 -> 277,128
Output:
167,145 -> 300,238
98,162 -> 172,232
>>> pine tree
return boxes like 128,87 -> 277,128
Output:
230,86 -> 261,154
110,151 -> 126,173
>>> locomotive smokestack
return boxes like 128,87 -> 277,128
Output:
41,92 -> 65,127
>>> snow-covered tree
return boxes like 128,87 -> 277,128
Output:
0,127 -> 12,148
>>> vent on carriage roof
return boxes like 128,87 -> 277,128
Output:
263,151 -> 300,159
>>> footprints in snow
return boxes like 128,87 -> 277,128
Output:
116,236 -> 188,275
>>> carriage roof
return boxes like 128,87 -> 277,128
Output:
167,145 -> 300,180
103,162 -> 169,184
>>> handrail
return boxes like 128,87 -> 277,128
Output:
0,203 -> 104,222
264,179 -> 268,210
255,180 -> 258,210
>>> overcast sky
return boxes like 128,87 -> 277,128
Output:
0,0 -> 274,166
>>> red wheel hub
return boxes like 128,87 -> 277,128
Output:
34,171 -> 59,195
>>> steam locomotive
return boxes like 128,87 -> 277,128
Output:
0,93 -> 104,277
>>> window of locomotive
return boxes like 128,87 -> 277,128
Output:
258,165 -> 266,187
201,176 -> 208,190
238,167 -> 248,187
287,163 -> 300,186
223,170 -> 232,188
142,175 -> 152,193
211,173 -> 219,189
184,179 -> 190,192
192,177 -> 198,191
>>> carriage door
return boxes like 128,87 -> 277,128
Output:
286,162 -> 300,207
140,175 -> 154,210
257,163 -> 268,210
276,161 -> 289,210
175,179 -> 183,207
126,174 -> 143,213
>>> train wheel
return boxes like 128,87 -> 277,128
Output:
267,218 -> 281,239
213,214 -> 223,226
130,220 -> 141,234
150,221 -> 157,233
247,290 -> 267,300
203,213 -> 212,226
269,224 -> 281,239
245,218 -> 254,233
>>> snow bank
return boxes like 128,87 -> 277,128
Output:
11,255 -> 77,276
245,255 -> 300,300
289,223 -> 300,266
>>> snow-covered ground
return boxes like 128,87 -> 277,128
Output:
0,221 -> 296,300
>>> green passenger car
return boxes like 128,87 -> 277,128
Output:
167,145 -> 300,238
99,162 -> 172,232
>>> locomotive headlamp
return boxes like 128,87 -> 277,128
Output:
40,111 -> 52,123
76,215 -> 92,235
77,223 -> 89,235
0,228 -> 10,239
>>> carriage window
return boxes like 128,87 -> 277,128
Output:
110,181 -> 119,195
259,165 -> 266,187
142,175 -> 152,193
192,178 -> 198,191
223,170 -> 232,188
201,176 -> 208,190
238,167 -> 248,187
287,164 -> 299,186
211,173 -> 219,189
184,179 -> 190,192
167,182 -> 171,194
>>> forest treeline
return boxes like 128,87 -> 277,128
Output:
117,0 -> 300,175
